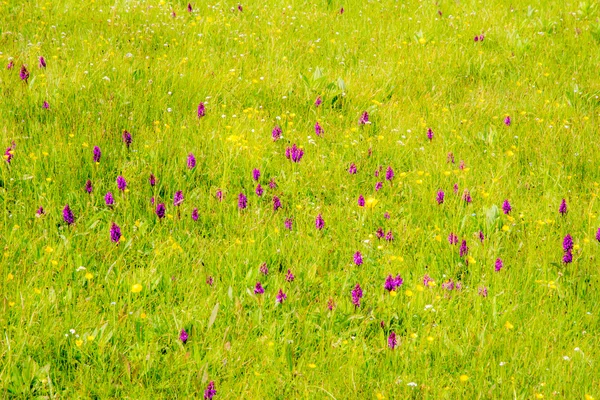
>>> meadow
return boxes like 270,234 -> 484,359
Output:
1,0 -> 600,398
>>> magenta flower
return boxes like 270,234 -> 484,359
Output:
272,125 -> 282,141
93,146 -> 101,163
260,263 -> 268,275
384,274 -> 403,291
563,249 -> 573,264
504,116 -> 511,126
6,60 -> 14,69
358,195 -> 365,207
459,240 -> 468,257
315,214 -> 325,230
187,3 -> 193,12
315,121 -> 323,136
39,56 -> 46,68
351,283 -> 363,308
559,199 -> 567,215
596,228 -> 600,242
447,152 -> 455,163
495,258 -> 503,272
105,192 -> 114,206
122,130 -> 132,147
268,179 -> 277,189
502,199 -> 512,214
273,196 -> 281,211
348,163 -> 357,174
197,102 -> 205,117
110,222 -> 121,243
179,329 -> 188,344
117,176 -> 127,191
376,227 -> 385,239
216,189 -> 223,201
327,298 -> 335,310
375,182 -> 383,191
427,128 -> 434,141
276,289 -> 287,304
4,143 -> 14,164
353,251 -> 363,266
453,183 -> 459,194
462,189 -> 472,203
156,203 -> 166,219
192,208 -> 199,221
478,286 -> 488,297
254,282 -> 264,295
85,179 -> 93,194
388,331 -> 397,349
385,231 -> 394,241
563,234 -> 573,252
285,144 -> 304,162
36,207 -> 45,217
43,101 -> 49,109
478,231 -> 485,242
436,190 -> 445,204
359,111 -> 369,125
206,276 -> 214,286
149,174 -> 156,187
19,65 -> 29,83
285,269 -> 295,282
385,166 -> 394,181
448,233 -> 458,245
174,191 -> 184,206
314,96 -> 322,107
252,168 -> 260,181
459,160 -> 465,170
423,274 -> 433,287
187,153 -> 196,169
238,193 -> 247,209
63,204 -> 75,225
255,184 -> 263,197
204,381 -> 216,399
284,218 -> 293,230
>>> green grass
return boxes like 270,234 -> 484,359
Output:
1,0 -> 600,398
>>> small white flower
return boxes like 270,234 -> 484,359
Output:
407,382 -> 417,387
563,356 -> 570,361
499,362 -> 507,366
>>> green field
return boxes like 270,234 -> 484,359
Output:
1,0 -> 600,398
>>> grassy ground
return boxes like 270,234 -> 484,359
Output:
1,0 -> 600,398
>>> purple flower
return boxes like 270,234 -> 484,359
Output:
180,329 -> 188,344
105,192 -> 114,206
122,130 -> 132,147
495,258 -> 503,272
216,189 -> 223,201
559,198 -> 567,215
384,212 -> 390,219
436,190 -> 445,204
423,274 -> 433,287
276,289 -> 287,304
385,166 -> 394,181
327,298 -> 335,310
462,189 -> 472,204
453,183 -> 459,194
384,274 -> 403,291
156,203 -> 166,219
260,263 -> 268,275
187,153 -> 196,169
204,381 -> 216,400
479,34 -> 485,41
459,160 -> 466,170
254,282 -> 264,294
427,128 -> 434,141
273,196 -> 281,211
351,283 -> 363,308
441,280 -> 455,290
36,207 -> 45,217
474,35 -> 479,42
388,331 -> 397,349
385,231 -> 394,241
110,222 -> 121,243
117,176 -> 127,191
447,152 -> 455,163
42,101 -> 49,109
192,208 -> 199,221
596,228 -> 600,242
150,197 -> 155,205
4,143 -> 14,164
375,182 -> 383,191
63,204 -> 75,225
358,195 -> 365,207
478,286 -> 488,297
39,56 -> 46,68
284,218 -> 293,230
315,214 -> 325,230
348,163 -> 357,174
19,65 -> 29,83
272,126 -> 282,141
93,146 -> 101,163
459,240 -> 468,258
563,249 -> 573,264
255,184 -> 263,197
174,191 -> 184,206
315,96 -> 322,107
197,102 -> 205,117
268,179 -> 277,189
6,60 -> 13,69
238,193 -> 247,209
85,179 -> 93,194
149,174 -> 156,187
504,116 -> 511,126
448,233 -> 458,245
376,228 -> 385,239
206,276 -> 214,286
502,199 -> 512,214
252,168 -> 260,181
478,231 -> 485,242
315,121 -> 323,136
563,234 -> 573,252
285,269 -> 295,282
285,144 -> 304,163
187,3 -> 192,12
359,111 -> 369,125
237,3 -> 243,12
353,251 -> 363,266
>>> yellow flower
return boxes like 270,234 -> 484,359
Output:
535,394 -> 544,399
365,197 -> 378,208
467,256 -> 476,264
45,246 -> 54,253
502,225 -> 510,232
504,321 -> 514,330
376,393 -> 385,400
426,336 -> 434,342
87,336 -> 95,342
85,273 -> 93,280
131,283 -> 143,293
75,340 -> 83,347
585,395 -> 594,400
405,290 -> 413,297
308,363 -> 316,369
459,375 -> 469,382
390,290 -> 397,297
6,273 -> 14,282
140,313 -> 147,319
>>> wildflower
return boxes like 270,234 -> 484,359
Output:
596,227 -> 600,242
495,258 -> 503,272
459,375 -> 469,383
502,199 -> 512,214
216,189 -> 223,201
385,231 -> 394,241
192,208 -> 199,221
376,228 -> 385,239
448,233 -> 458,245
353,251 -> 363,266
423,274 -> 433,287
197,102 -> 205,117
122,130 -> 132,147
276,289 -> 287,303
348,163 -> 357,174
285,144 -> 304,162
351,283 -> 363,308
43,101 -> 50,109
252,168 -> 260,181
479,34 -> 485,41
427,128 -> 434,141
315,121 -> 323,136
327,297 -> 335,310
315,96 -> 322,107
110,222 -> 121,243
453,183 -> 459,194
85,179 -> 93,194
478,231 -> 485,242
374,167 -> 380,177
459,160 -> 466,170
179,329 -> 188,344
20,65 -> 29,83
105,192 -> 114,206
285,269 -> 295,282
559,198 -> 567,215
206,276 -> 214,286
6,60 -> 13,69
150,196 -> 155,205
478,286 -> 488,297
272,125 -> 282,141
268,179 -> 277,189
359,111 -> 369,125
255,184 -> 263,197
156,203 -> 166,219
187,3 -> 192,12
172,191 -> 184,207
462,189 -> 472,203
358,195 -> 365,207
93,146 -> 101,163
563,249 -> 573,264
375,182 -> 383,191
238,193 -> 247,209
237,4 -> 242,11
117,176 -> 127,191
504,116 -> 511,126
39,56 -> 46,68
385,166 -> 394,181
284,218 -> 293,230
315,214 -> 325,230
384,212 -> 390,219
204,381 -> 216,400
447,152 -> 455,163
149,174 -> 156,187
254,282 -> 264,294
36,206 -> 45,217
273,196 -> 281,211
436,190 -> 445,204
474,35 -> 479,42
563,234 -> 573,252
187,153 -> 196,169
388,331 -> 398,349
4,143 -> 14,164
63,204 -> 75,225
259,263 -> 268,275
384,274 -> 403,291
459,240 -> 468,257
442,280 -> 455,290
